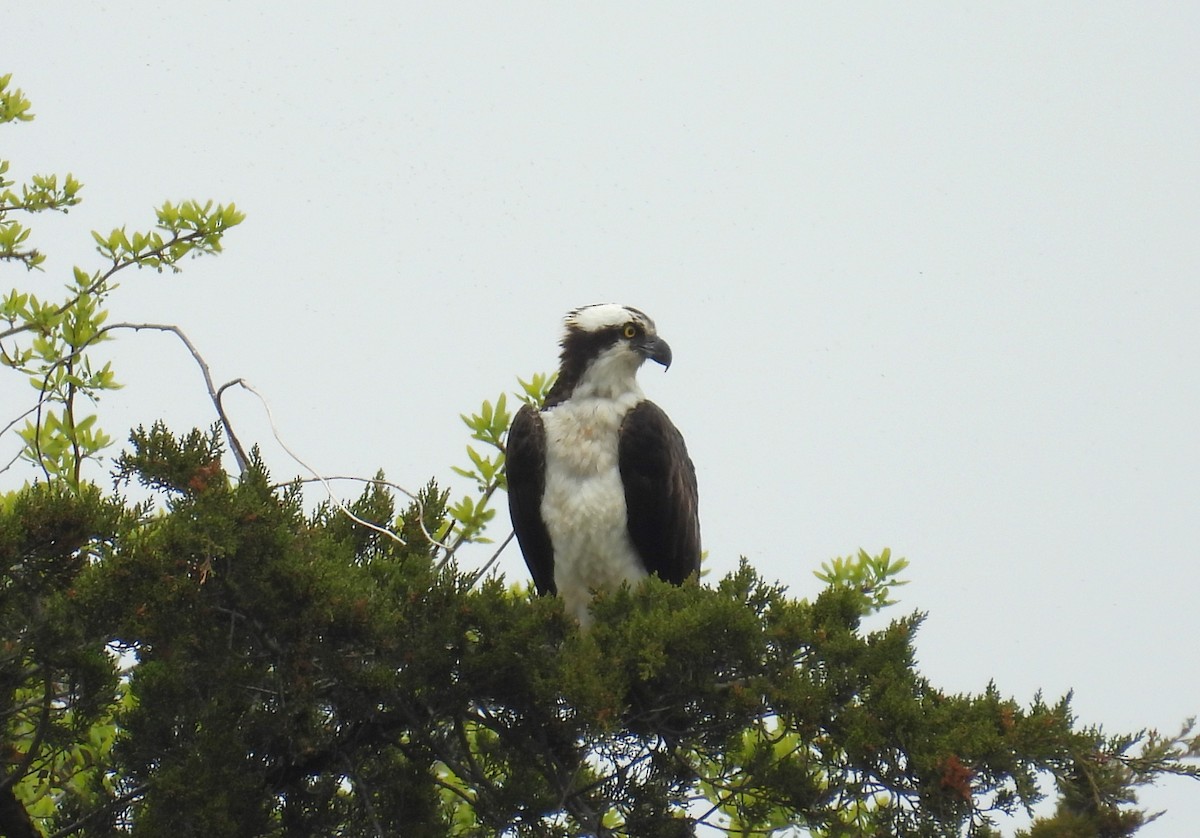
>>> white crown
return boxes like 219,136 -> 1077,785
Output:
566,303 -> 653,333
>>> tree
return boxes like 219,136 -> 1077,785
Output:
2,75 -> 1198,838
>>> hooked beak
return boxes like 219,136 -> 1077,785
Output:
637,335 -> 673,370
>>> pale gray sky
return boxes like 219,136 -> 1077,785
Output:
5,3 -> 1199,831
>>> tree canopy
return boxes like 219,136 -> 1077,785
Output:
2,74 -> 1198,838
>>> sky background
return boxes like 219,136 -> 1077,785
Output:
4,3 -> 1198,831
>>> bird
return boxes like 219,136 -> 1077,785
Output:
506,304 -> 700,627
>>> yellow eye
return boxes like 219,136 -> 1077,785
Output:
623,323 -> 638,339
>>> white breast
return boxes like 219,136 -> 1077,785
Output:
540,391 -> 647,626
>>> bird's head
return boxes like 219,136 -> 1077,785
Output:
548,304 -> 672,403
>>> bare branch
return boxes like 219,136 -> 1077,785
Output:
467,529 -> 516,587
269,474 -> 454,556
227,379 -> 410,549
434,475 -> 505,576
112,323 -> 250,472
3,319 -> 252,477
0,404 -> 38,477
6,316 -> 466,566
46,783 -> 150,838
340,754 -> 385,838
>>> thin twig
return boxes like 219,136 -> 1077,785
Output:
0,446 -> 24,478
0,402 -> 38,440
6,315 -> 499,582
271,474 -> 452,556
340,754 -> 385,838
467,530 -> 516,587
436,478 -> 503,573
3,320 -> 251,476
0,227 -> 215,343
228,379 -> 410,549
46,783 -> 150,838
115,323 -> 249,472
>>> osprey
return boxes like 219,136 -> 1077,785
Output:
506,304 -> 701,626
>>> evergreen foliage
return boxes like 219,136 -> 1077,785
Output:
2,74 -> 1198,837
